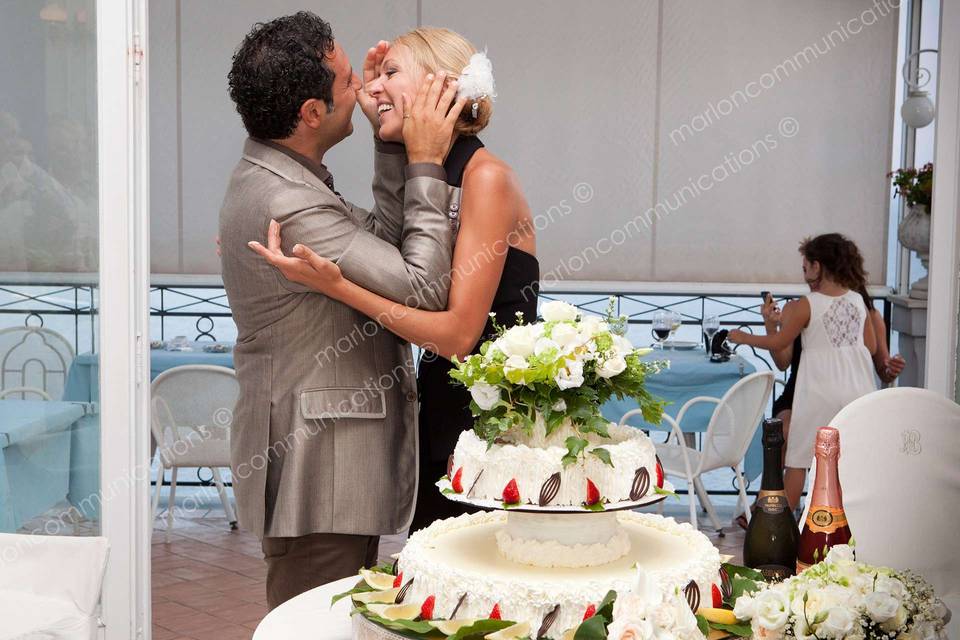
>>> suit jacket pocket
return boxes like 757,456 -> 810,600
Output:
299,386 -> 387,420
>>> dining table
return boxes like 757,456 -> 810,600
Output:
600,347 -> 764,482
0,399 -> 91,532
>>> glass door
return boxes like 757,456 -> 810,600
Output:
0,1 -> 150,637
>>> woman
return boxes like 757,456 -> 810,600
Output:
728,234 -> 877,510
733,285 -> 905,526
250,28 -> 539,532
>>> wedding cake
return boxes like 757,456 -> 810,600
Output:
343,301 -> 724,639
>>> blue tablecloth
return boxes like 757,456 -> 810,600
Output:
0,400 -> 88,532
601,349 -> 764,481
60,343 -> 235,521
63,343 -> 235,403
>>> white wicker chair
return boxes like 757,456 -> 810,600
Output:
0,325 -> 74,401
620,371 -> 775,533
799,387 -> 960,639
150,365 -> 238,541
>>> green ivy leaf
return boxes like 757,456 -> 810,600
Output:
722,563 -> 764,584
582,501 -> 606,512
590,447 -> 613,467
562,436 -> 590,466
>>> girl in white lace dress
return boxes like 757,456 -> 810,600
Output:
729,234 -> 877,507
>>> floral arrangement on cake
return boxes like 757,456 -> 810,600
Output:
450,299 -> 666,465
731,546 -> 950,640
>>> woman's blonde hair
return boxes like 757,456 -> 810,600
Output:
393,27 -> 492,136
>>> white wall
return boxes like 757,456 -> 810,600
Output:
149,0 -> 899,285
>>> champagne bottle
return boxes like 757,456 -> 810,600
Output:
743,418 -> 799,581
797,427 -> 852,571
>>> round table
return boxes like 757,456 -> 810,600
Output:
253,575 -> 357,640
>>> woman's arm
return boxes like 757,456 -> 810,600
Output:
250,160 -> 523,360
762,295 -> 792,370
862,306 -> 877,356
728,298 -> 810,352
869,308 -> 906,383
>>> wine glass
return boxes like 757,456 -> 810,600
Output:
668,311 -> 682,347
702,315 -> 720,358
651,311 -> 670,349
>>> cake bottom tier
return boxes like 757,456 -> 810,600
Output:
394,511 -> 721,638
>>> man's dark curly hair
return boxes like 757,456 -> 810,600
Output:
228,12 -> 336,140
798,233 -> 869,292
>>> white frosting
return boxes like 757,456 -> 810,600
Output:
396,511 -> 720,637
495,526 -> 631,568
451,422 -> 657,507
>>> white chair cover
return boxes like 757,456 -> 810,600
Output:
802,388 -> 960,637
0,533 -> 109,640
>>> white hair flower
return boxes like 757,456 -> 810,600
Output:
457,50 -> 496,115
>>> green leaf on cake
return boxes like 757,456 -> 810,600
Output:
562,436 -> 590,466
446,619 -> 516,640
573,613 -> 609,640
722,563 -> 764,584
595,590 -> 617,620
331,579 -> 375,606
365,613 -> 436,635
709,622 -> 753,637
653,486 -> 679,499
589,447 -> 613,467
729,575 -> 763,602
695,614 -> 711,637
441,488 -> 456,495
582,501 -> 606,512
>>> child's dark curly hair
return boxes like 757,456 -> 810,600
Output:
228,12 -> 336,140
798,233 -> 869,292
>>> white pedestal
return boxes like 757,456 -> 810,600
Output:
889,294 -> 927,388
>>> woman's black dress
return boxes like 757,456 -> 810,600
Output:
771,336 -> 802,416
408,136 -> 540,532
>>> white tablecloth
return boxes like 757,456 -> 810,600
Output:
253,575 -> 357,640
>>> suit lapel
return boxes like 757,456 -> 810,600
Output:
241,138 -> 339,199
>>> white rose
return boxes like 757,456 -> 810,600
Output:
551,399 -> 567,412
500,325 -> 537,357
555,358 -> 585,389
819,607 -> 856,638
579,314 -> 603,335
875,576 -> 907,602
607,619 -> 654,640
652,601 -> 678,630
825,544 -> 855,564
881,607 -> 909,634
534,337 -> 561,359
755,589 -> 791,631
865,591 -> 900,622
597,353 -> 628,378
541,300 -> 579,322
503,354 -> 529,383
469,381 -> 500,411
734,594 -> 757,621
550,322 -> 579,350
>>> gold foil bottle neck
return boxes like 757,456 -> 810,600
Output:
814,426 -> 840,459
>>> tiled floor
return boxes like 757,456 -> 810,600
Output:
150,501 -> 746,639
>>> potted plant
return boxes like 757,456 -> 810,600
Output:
889,163 -> 933,299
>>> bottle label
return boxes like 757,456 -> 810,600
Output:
757,490 -> 789,515
804,506 -> 848,533
755,564 -> 793,582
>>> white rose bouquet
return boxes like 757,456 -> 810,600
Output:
449,299 -> 666,462
733,546 -> 950,640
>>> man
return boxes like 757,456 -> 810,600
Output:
218,12 -> 461,608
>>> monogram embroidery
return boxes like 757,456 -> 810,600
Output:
901,429 -> 921,455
